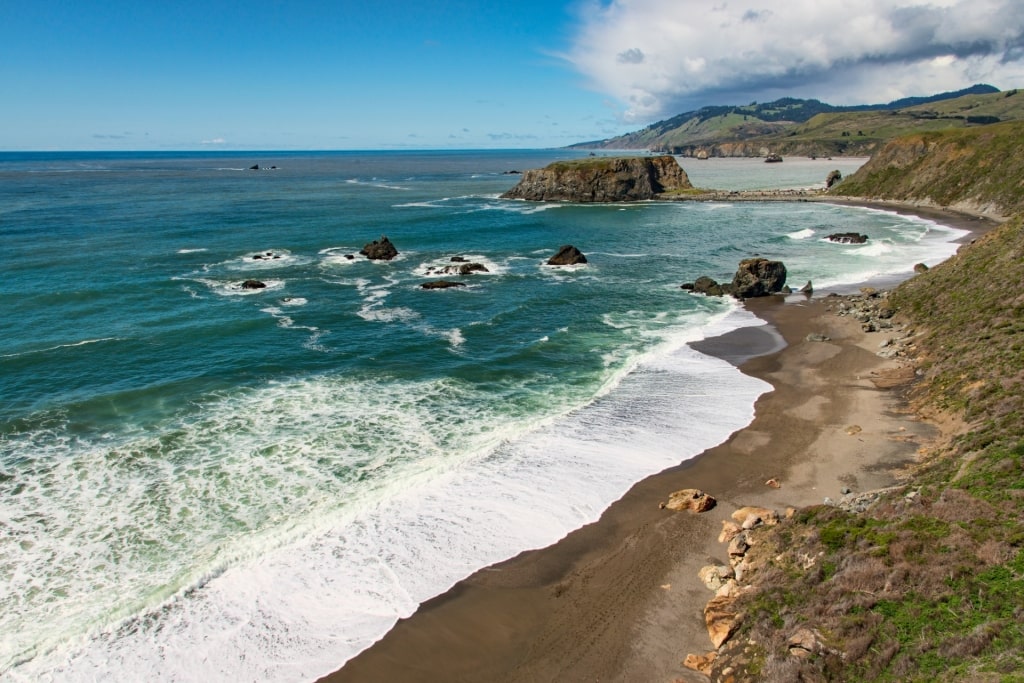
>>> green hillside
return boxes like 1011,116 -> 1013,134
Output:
706,119 -> 1024,682
571,86 -> 1024,158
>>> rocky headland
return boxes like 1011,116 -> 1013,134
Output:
500,155 -> 694,202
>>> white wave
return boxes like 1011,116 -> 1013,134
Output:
0,337 -> 122,359
224,249 -> 312,271
847,240 -> 894,257
4,306 -> 769,683
195,278 -> 285,296
787,228 -> 815,240
345,178 -> 410,191
176,248 -> 209,254
279,297 -> 307,307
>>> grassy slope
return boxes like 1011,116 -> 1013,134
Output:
714,125 -> 1024,682
584,89 -> 1024,154
828,120 -> 1024,218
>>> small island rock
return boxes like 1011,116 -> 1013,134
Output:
547,245 -> 588,266
360,235 -> 399,261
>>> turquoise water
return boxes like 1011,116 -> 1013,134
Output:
0,151 -> 963,680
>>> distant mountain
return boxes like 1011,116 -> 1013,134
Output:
570,84 -> 1015,157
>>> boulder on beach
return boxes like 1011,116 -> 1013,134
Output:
730,258 -> 787,298
547,245 -> 588,266
360,235 -> 399,261
660,488 -> 717,513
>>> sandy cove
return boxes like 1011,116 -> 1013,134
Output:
322,205 -> 996,683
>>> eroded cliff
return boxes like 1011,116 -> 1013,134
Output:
500,155 -> 693,202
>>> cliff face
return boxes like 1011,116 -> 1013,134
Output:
500,155 -> 693,202
829,120 -> 1024,218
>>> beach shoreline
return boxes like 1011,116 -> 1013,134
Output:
321,202 -> 995,683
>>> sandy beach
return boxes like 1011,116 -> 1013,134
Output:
322,203 -> 996,683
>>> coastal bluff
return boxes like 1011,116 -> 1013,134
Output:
500,155 -> 693,202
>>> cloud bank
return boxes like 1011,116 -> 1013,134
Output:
566,0 -> 1024,122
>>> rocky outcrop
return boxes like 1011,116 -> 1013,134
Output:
426,262 -> 489,276
546,245 -> 588,266
241,279 -> 266,289
826,232 -> 869,244
730,258 -> 787,298
825,169 -> 843,189
360,235 -> 399,260
421,280 -> 466,290
660,488 -> 717,513
683,258 -> 788,299
500,155 -> 692,202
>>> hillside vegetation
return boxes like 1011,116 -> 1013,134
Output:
827,120 -> 1024,219
572,86 -> 1024,158
706,121 -> 1024,681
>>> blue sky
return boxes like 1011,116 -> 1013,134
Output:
3,0 -> 1023,150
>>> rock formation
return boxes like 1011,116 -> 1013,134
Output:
825,169 -> 843,189
421,280 -> 466,289
660,488 -> 717,513
826,232 -> 869,244
240,279 -> 266,289
360,235 -> 399,260
546,245 -> 588,266
426,263 -> 489,276
500,155 -> 693,202
730,258 -> 787,298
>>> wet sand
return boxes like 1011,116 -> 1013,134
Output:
320,203 -> 996,683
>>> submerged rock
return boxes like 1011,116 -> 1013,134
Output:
826,232 -> 869,244
421,280 -> 467,289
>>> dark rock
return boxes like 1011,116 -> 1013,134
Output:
500,155 -> 693,202
360,235 -> 399,261
345,254 -> 355,260
241,279 -> 266,289
427,263 -> 489,276
249,164 -> 260,170
825,169 -> 843,189
730,258 -> 787,298
914,262 -> 930,273
547,245 -> 588,266
421,280 -> 467,289
687,276 -> 728,296
826,232 -> 869,244
450,256 -> 468,262
800,280 -> 814,294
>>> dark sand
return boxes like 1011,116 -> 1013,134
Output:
321,203 -> 997,683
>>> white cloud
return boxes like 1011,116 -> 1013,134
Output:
565,0 -> 1024,122
201,137 -> 227,145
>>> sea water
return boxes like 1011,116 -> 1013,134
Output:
0,151 -> 965,681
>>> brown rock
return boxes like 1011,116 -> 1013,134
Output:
718,521 -> 742,544
731,506 -> 779,526
683,652 -> 717,675
663,488 -> 717,513
704,595 -> 740,648
360,235 -> 399,261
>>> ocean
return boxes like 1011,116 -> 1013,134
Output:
0,150 -> 966,681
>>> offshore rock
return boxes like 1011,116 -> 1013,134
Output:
500,155 -> 693,202
730,258 -> 787,298
240,279 -> 266,289
826,232 -> 869,244
547,245 -> 588,266
421,280 -> 467,289
360,235 -> 399,260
